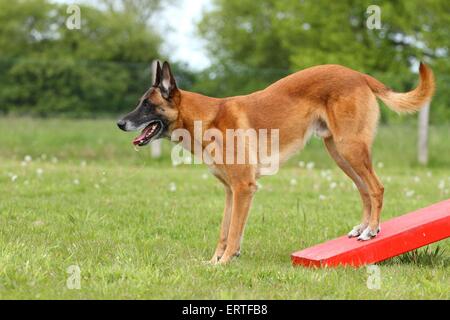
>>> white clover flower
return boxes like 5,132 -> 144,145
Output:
377,162 -> 384,168
290,178 -> 297,186
329,182 -> 337,189
306,162 -> 315,170
426,171 -> 432,177
201,173 -> 208,180
405,190 -> 415,198
11,175 -> 18,182
33,220 -> 45,227
73,179 -> 80,185
298,161 -> 305,168
80,160 -> 87,167
413,176 -> 420,183
438,180 -> 445,190
319,194 -> 326,200
169,182 -> 177,192
36,168 -> 43,176
51,157 -> 58,163
24,155 -> 32,162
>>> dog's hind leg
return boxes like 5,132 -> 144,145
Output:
324,137 -> 371,237
333,139 -> 384,241
323,89 -> 383,240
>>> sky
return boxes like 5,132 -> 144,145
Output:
159,0 -> 212,70
53,0 -> 212,70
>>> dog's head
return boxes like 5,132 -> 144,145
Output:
117,61 -> 180,146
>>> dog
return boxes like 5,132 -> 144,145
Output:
117,61 -> 435,264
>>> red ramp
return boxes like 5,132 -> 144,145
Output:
291,199 -> 450,267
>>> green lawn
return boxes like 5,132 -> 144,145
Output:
0,117 -> 449,299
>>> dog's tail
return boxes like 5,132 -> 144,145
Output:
363,62 -> 435,113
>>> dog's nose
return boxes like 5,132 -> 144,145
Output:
117,119 -> 127,131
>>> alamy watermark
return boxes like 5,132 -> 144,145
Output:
66,4 -> 81,30
66,265 -> 81,290
366,5 -> 381,30
366,264 -> 381,290
170,121 -> 280,175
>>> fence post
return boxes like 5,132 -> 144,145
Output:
418,102 -> 430,165
151,140 -> 162,158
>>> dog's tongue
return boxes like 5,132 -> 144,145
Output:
133,124 -> 155,145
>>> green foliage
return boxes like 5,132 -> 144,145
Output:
0,0 -> 162,116
1,0 -> 448,121
197,0 -> 450,123
384,246 -> 448,267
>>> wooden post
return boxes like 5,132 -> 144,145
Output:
418,102 -> 430,165
150,59 -> 162,159
151,140 -> 162,158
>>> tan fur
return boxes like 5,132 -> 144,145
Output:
154,63 -> 435,264
363,63 -> 435,113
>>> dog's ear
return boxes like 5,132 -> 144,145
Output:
159,61 -> 178,100
151,60 -> 162,87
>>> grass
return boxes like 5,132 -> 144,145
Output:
0,117 -> 449,299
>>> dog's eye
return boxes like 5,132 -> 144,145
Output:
142,100 -> 150,107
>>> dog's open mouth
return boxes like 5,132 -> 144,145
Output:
132,120 -> 163,146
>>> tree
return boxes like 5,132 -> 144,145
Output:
197,0 -> 450,123
196,0 -> 291,97
0,0 -> 163,116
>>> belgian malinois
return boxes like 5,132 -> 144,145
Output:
117,61 -> 435,264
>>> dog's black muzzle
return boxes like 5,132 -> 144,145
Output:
117,119 -> 127,131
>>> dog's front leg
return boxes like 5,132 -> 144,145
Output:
218,181 -> 256,264
210,186 -> 233,264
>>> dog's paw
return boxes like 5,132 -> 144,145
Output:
357,226 -> 381,241
207,255 -> 221,265
216,251 -> 240,265
217,256 -> 233,265
347,224 -> 366,238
